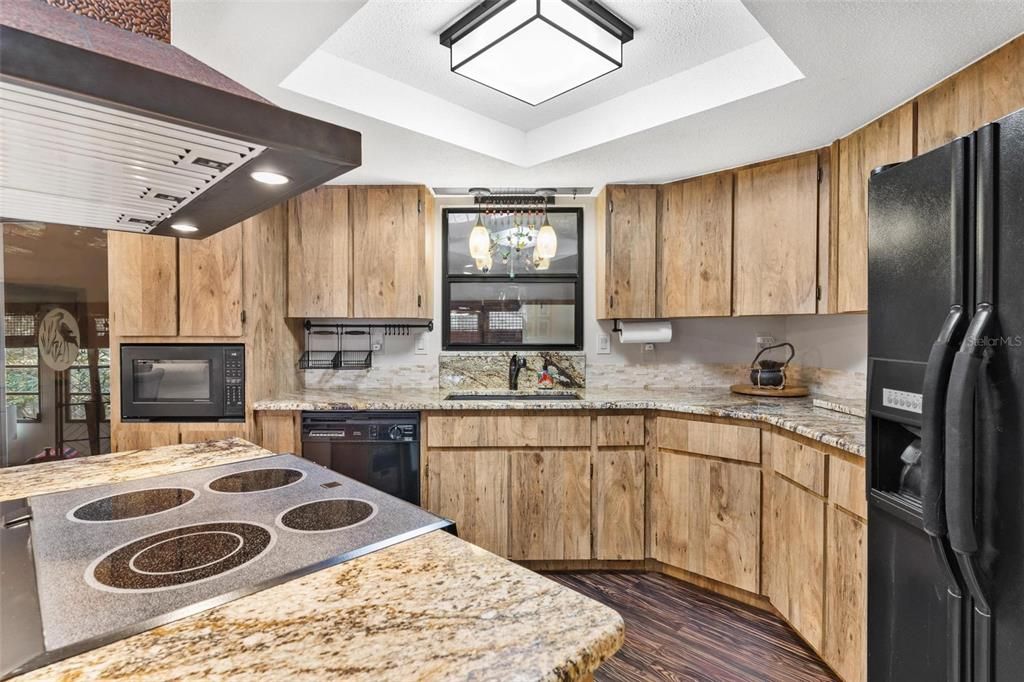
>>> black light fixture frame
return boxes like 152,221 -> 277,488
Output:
439,0 -> 634,107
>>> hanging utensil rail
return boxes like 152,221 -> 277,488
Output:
298,320 -> 434,370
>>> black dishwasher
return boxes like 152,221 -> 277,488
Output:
300,412 -> 420,505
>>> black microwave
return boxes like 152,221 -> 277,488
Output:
120,344 -> 245,422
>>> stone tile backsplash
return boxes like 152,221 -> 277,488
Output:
439,351 -> 585,390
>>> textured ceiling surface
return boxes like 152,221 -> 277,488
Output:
170,0 -> 1024,190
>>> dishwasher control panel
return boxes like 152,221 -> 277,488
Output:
301,412 -> 419,442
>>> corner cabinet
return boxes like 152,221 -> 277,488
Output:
286,185 -> 434,320
596,185 -> 658,319
733,152 -> 820,316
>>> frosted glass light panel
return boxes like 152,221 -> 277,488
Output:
442,0 -> 633,106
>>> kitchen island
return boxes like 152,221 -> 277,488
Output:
1,439 -> 624,681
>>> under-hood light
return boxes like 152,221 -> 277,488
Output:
250,171 -> 290,185
171,222 -> 199,233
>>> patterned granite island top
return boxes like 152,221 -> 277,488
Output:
2,440 -> 623,681
255,387 -> 866,457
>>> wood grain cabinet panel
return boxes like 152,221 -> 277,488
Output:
592,449 -> 645,560
179,426 -> 250,445
918,35 -> 1024,154
351,186 -> 430,319
426,450 -> 510,557
829,456 -> 867,520
596,414 -> 645,447
256,411 -> 301,454
107,231 -> 178,336
596,185 -> 658,319
651,449 -> 760,592
178,224 -> 243,336
658,172 -> 733,317
287,186 -> 350,318
113,423 -> 179,452
657,417 -> 761,464
765,474 -> 827,651
770,433 -> 828,496
733,153 -> 819,316
425,414 -> 590,448
835,104 -> 914,313
509,449 -> 591,561
825,506 -> 867,682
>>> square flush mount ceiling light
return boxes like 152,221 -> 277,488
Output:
440,0 -> 634,106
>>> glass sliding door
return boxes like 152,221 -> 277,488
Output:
3,222 -> 110,467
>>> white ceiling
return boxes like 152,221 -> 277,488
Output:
171,0 -> 1024,191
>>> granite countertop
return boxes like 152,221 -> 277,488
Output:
255,387 -> 866,457
2,439 -> 623,681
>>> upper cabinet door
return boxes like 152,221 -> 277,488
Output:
658,172 -> 733,317
287,186 -> 350,318
179,224 -> 243,336
917,35 -> 1024,154
107,231 -> 178,336
597,185 -> 658,319
733,153 -> 819,316
836,104 -> 915,313
351,186 -> 431,319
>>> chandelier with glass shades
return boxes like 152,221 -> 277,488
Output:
468,188 -> 558,277
440,0 -> 634,106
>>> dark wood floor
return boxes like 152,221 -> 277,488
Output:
545,572 -> 838,682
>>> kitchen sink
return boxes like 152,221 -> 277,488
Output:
444,392 -> 582,401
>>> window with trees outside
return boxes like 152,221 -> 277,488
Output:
5,347 -> 40,423
65,348 -> 111,422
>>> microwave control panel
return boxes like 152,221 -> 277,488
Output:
224,347 -> 245,416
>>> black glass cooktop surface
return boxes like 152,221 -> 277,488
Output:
207,468 -> 304,493
279,499 -> 376,532
71,488 -> 196,522
89,522 -> 274,592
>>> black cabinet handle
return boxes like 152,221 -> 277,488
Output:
921,305 -> 964,537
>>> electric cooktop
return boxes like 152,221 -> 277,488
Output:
0,454 -> 452,679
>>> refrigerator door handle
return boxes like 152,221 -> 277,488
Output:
921,304 -> 966,538
945,302 -> 994,616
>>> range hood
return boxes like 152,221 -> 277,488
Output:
0,1 -> 360,239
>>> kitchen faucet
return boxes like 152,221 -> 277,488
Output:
508,354 -> 527,390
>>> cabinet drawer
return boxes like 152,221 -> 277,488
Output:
596,415 -> 644,447
829,456 -> 867,519
657,417 -> 760,464
772,435 -> 827,496
426,414 -> 591,448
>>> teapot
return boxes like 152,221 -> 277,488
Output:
749,342 -> 796,389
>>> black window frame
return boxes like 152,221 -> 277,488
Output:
442,206 -> 584,351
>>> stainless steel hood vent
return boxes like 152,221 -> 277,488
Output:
0,1 -> 360,238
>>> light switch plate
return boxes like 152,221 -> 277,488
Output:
414,333 -> 428,355
756,334 -> 776,350
597,333 -> 611,354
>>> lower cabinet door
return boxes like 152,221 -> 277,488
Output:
825,506 -> 867,682
651,449 -> 760,592
765,474 -> 827,651
509,449 -> 591,561
425,450 -> 510,557
592,449 -> 645,560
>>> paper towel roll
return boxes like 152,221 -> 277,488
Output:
616,320 -> 672,344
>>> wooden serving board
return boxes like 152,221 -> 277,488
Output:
730,384 -> 810,398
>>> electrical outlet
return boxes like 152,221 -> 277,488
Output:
756,334 -> 776,350
414,332 -> 428,355
597,333 -> 611,354
371,331 -> 384,352
643,343 -> 655,352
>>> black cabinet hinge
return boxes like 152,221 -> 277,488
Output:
241,310 -> 247,324
417,294 -> 422,308
816,285 -> 822,301
817,167 -> 823,183
417,199 -> 423,214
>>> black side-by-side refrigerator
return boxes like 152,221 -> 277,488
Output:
867,106 -> 1024,681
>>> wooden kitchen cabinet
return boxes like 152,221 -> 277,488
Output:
825,506 -> 867,682
658,172 -> 733,317
509,449 -> 591,561
287,186 -> 351,318
835,104 -> 914,313
112,423 -> 179,452
917,35 -> 1024,154
765,473 -> 827,652
178,224 -> 243,336
255,411 -> 301,453
733,153 -> 819,316
592,448 -> 645,560
650,448 -> 761,592
107,231 -> 178,336
426,449 -> 510,557
596,184 -> 658,319
351,186 -> 433,319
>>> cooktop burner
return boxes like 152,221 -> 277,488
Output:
70,488 -> 197,522
207,468 -> 304,493
277,498 -> 377,532
87,522 -> 274,592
